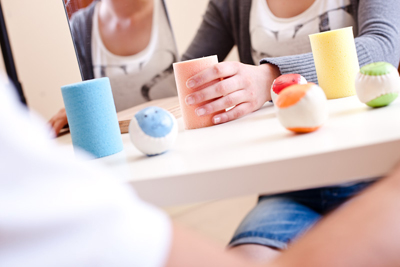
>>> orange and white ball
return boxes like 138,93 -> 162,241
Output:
275,83 -> 328,133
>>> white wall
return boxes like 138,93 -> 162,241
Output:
2,0 -> 82,120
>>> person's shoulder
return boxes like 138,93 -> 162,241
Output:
69,0 -> 97,26
208,0 -> 251,13
209,0 -> 249,3
209,0 -> 251,6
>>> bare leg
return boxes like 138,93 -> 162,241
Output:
230,244 -> 281,263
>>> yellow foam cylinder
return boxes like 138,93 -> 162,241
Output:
309,27 -> 359,99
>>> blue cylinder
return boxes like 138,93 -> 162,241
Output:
61,77 -> 123,158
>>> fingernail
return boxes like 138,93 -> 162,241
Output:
186,96 -> 195,105
196,108 -> 206,116
214,116 -> 221,124
187,79 -> 196,88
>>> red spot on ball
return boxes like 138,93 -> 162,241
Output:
272,74 -> 307,95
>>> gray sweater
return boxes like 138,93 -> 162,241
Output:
69,1 -> 97,80
182,0 -> 400,84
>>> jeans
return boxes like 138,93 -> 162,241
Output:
229,181 -> 376,249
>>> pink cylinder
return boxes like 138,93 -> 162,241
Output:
173,55 -> 223,130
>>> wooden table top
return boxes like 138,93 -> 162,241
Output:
117,96 -> 181,134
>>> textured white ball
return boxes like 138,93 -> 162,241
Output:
271,74 -> 307,103
275,83 -> 328,133
129,107 -> 178,156
355,62 -> 400,108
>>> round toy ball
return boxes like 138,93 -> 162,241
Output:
129,106 -> 178,156
271,74 -> 307,103
355,62 -> 400,108
275,83 -> 328,133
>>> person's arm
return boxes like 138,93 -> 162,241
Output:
261,0 -> 400,84
269,164 -> 400,267
181,0 -> 235,62
167,163 -> 400,267
166,224 -> 265,267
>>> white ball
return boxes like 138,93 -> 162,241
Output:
275,83 -> 328,133
271,74 -> 307,103
355,62 -> 400,107
129,107 -> 178,156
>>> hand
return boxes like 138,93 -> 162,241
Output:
48,108 -> 68,136
185,62 -> 280,124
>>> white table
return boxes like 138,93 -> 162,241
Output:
56,96 -> 400,207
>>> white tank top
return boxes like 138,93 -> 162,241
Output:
91,0 -> 178,112
250,0 -> 357,64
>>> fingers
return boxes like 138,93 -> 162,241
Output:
184,62 -> 268,124
186,62 -> 240,90
48,108 -> 68,136
186,75 -> 247,106
195,90 -> 247,116
212,102 -> 254,125
53,120 -> 67,136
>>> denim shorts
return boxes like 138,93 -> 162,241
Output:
229,181 -> 376,250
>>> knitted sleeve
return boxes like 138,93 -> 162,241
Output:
260,0 -> 400,84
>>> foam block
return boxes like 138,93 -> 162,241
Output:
309,27 -> 359,99
173,55 -> 223,129
61,77 -> 123,158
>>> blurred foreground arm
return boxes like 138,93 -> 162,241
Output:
166,224 -> 264,267
271,166 -> 400,267
168,166 -> 400,267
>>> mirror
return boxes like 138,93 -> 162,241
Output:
63,0 -> 179,112
0,0 -> 82,120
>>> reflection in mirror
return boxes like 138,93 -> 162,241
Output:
63,0 -> 178,112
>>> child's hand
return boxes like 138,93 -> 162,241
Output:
185,62 -> 280,124
48,108 -> 68,137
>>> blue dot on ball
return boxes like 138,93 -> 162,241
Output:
134,107 -> 174,138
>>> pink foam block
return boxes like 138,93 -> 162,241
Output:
173,55 -> 223,130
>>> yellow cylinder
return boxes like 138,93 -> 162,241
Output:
309,27 -> 359,99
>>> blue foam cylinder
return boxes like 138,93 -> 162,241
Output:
61,77 -> 123,158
